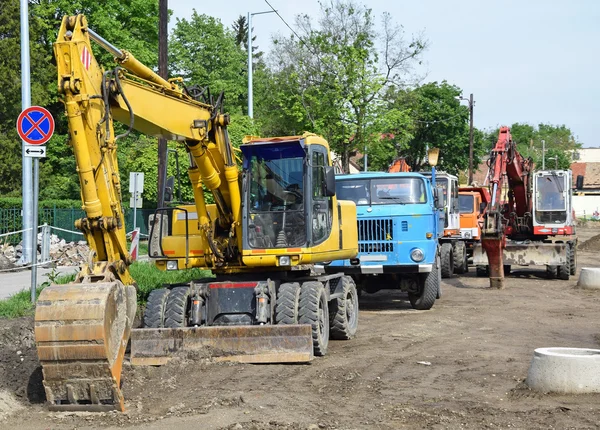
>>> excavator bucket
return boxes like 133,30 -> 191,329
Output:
130,324 -> 314,365
34,281 -> 137,412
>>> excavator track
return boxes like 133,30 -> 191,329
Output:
34,281 -> 136,411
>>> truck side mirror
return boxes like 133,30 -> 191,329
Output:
164,176 -> 175,204
479,201 -> 487,214
325,166 -> 336,197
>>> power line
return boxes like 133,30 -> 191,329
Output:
414,112 -> 465,125
264,0 -> 306,46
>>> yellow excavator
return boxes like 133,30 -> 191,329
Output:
35,15 -> 358,412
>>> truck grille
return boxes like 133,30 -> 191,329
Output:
358,219 -> 394,253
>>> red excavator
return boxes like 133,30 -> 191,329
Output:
474,126 -> 577,288
388,157 -> 411,173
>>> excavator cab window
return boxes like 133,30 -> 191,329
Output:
247,151 -> 306,249
311,146 -> 333,245
535,174 -> 567,224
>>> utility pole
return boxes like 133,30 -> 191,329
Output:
542,139 -> 546,170
247,10 -> 276,119
157,0 -> 168,208
468,93 -> 474,185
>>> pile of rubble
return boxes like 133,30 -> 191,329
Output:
0,234 -> 89,269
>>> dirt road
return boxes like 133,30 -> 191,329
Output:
2,231 -> 600,429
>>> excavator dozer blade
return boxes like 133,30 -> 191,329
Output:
34,282 -> 137,412
130,324 -> 314,365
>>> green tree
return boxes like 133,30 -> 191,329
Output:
389,81 -> 486,175
486,123 -> 580,170
169,11 -> 247,114
268,0 -> 427,172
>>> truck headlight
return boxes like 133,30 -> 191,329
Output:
410,248 -> 425,262
166,260 -> 178,270
279,256 -> 291,266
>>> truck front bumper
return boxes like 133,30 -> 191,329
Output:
315,263 -> 432,275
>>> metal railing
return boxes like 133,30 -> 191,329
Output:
0,208 -> 155,244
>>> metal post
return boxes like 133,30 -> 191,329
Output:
247,12 -> 253,119
133,173 -> 138,232
157,0 -> 168,208
41,223 -> 50,266
542,139 -> 546,170
468,93 -> 474,185
30,159 -> 39,303
20,0 -> 32,265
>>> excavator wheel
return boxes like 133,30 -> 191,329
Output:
440,243 -> 454,278
275,282 -> 302,324
546,265 -> 558,279
453,241 -> 467,274
557,246 -> 570,280
143,288 -> 170,328
164,286 -> 192,328
329,276 -> 359,340
35,281 -> 137,412
298,281 -> 329,356
569,242 -> 577,276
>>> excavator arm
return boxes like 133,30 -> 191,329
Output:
481,126 -> 533,288
35,15 -> 243,411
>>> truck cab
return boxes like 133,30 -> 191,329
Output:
458,186 -> 491,258
316,172 -> 442,310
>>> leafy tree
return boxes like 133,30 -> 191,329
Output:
386,81 -> 486,175
268,0 -> 427,172
486,123 -> 580,170
169,11 -> 247,114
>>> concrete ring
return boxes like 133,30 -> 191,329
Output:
577,268 -> 600,289
526,347 -> 600,393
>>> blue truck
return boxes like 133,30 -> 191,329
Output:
316,172 -> 443,310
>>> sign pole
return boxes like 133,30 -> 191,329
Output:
20,0 -> 33,265
133,173 -> 138,232
30,158 -> 39,303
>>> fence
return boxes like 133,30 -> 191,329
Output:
0,207 -> 155,244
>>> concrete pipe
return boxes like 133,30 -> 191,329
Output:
577,268 -> 600,289
526,347 -> 600,393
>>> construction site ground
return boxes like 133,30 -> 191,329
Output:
1,225 -> 600,429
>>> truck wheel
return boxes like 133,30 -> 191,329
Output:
546,265 -> 558,280
503,265 -> 511,276
329,276 -> 359,340
164,286 -> 192,328
569,243 -> 577,276
410,256 -> 440,310
557,247 -> 570,280
440,243 -> 454,278
143,288 -> 170,328
299,282 -> 329,356
453,241 -> 467,274
476,265 -> 488,277
275,282 -> 301,324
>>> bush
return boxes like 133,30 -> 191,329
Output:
0,197 -> 82,210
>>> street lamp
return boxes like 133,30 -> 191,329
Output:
456,93 -> 475,185
247,10 -> 276,119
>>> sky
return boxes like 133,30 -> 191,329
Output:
170,0 -> 600,147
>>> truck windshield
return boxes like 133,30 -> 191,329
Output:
459,194 -> 474,213
336,177 -> 427,205
247,156 -> 306,248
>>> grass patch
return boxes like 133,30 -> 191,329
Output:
130,261 -> 212,303
0,272 -> 76,318
0,262 -> 212,318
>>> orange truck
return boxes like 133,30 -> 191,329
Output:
458,186 -> 491,268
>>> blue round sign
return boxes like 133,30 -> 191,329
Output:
17,106 -> 55,145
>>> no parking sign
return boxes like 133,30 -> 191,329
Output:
17,106 -> 54,157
